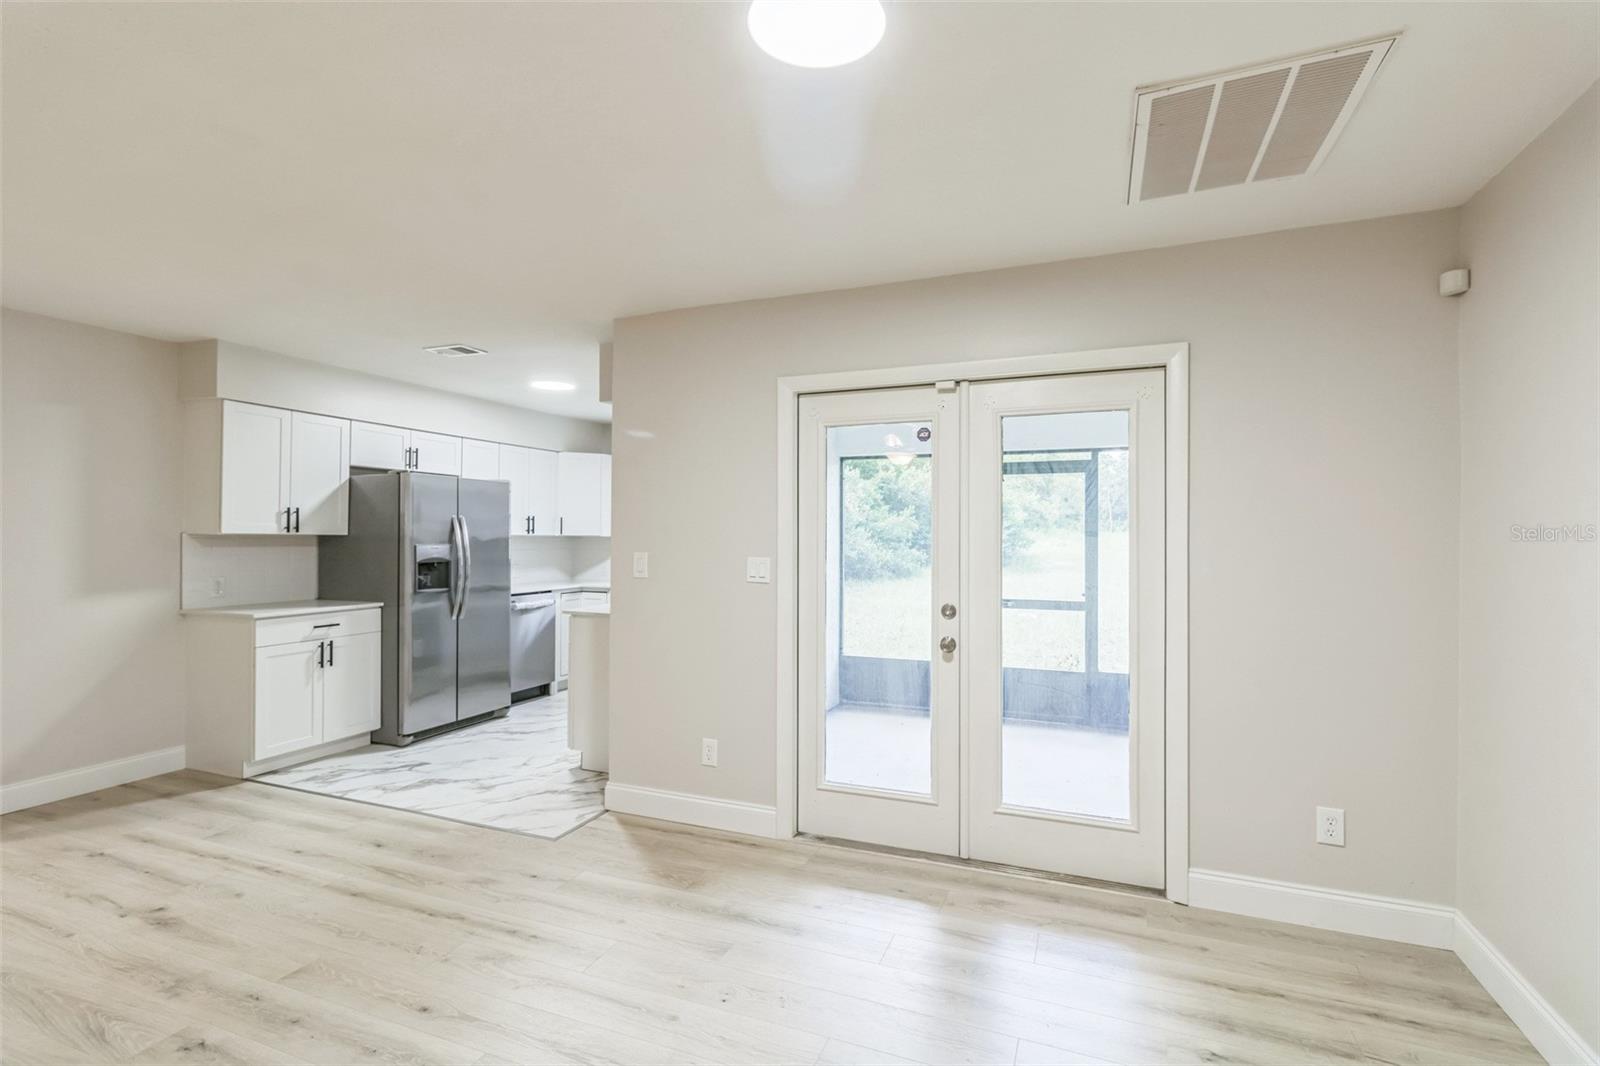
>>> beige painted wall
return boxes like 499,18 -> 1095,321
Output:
610,210 -> 1463,902
1,309 -> 186,783
186,339 -> 611,454
1457,83 -> 1598,1049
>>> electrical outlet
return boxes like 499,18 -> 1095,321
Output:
1316,806 -> 1345,846
633,552 -> 649,578
700,738 -> 719,767
211,577 -> 226,598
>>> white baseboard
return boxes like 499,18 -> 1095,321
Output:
604,782 -> 778,838
0,746 -> 187,814
1455,912 -> 1598,1066
1188,868 -> 1456,948
1191,868 -> 1597,1062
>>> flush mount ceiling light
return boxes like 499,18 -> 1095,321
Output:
747,0 -> 885,69
423,343 -> 486,358
529,380 -> 577,392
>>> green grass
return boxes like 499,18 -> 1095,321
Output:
841,529 -> 1130,671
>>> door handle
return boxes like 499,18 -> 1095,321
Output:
939,636 -> 957,655
328,639 -> 334,666
292,506 -> 300,533
447,515 -> 464,620
941,603 -> 958,619
457,515 -> 467,614
284,507 -> 292,533
318,640 -> 325,668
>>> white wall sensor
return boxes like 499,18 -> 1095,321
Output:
1439,268 -> 1471,297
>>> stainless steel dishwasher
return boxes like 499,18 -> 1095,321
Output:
510,592 -> 557,700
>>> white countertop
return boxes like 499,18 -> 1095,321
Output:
181,600 -> 384,620
513,583 -> 611,596
563,604 -> 611,617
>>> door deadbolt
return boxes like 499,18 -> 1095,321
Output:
941,603 -> 957,620
939,636 -> 957,654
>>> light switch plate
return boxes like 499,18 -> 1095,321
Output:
633,552 -> 649,578
746,556 -> 771,584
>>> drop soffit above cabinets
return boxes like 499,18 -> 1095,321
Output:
1128,36 -> 1398,203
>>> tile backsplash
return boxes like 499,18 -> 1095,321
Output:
183,533 -> 611,609
181,535 -> 317,609
510,537 -> 612,591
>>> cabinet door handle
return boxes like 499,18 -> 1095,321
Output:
413,447 -> 421,469
532,515 -> 537,535
318,640 -> 325,668
284,507 -> 292,533
292,506 -> 301,533
327,639 -> 334,666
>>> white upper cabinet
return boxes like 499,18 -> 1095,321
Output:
529,448 -> 560,536
499,444 -> 533,536
460,438 -> 501,481
218,402 -> 292,534
351,422 -> 461,475
189,401 -> 349,534
289,411 -> 351,535
349,421 -> 409,470
557,452 -> 611,537
409,430 -> 461,475
187,399 -> 608,540
500,444 -> 559,536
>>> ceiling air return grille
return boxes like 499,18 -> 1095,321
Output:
423,344 -> 487,358
1128,37 -> 1396,203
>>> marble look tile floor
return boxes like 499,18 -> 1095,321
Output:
258,691 -> 607,839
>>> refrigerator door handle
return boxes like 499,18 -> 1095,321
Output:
447,514 -> 464,620
457,514 -> 473,618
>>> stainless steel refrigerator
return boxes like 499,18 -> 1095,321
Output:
320,472 -> 511,745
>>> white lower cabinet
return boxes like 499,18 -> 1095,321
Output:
321,631 -> 382,740
556,590 -> 609,686
186,604 -> 383,777
253,640 -> 322,759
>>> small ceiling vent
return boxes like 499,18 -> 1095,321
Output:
1128,37 -> 1396,203
423,344 -> 487,358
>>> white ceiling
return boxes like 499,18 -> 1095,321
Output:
4,3 -> 1595,423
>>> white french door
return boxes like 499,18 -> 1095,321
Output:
798,385 -> 961,855
797,369 -> 1166,888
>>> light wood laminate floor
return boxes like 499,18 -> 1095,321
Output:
1,772 -> 1537,1065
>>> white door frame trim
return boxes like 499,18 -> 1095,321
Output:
774,341 -> 1191,904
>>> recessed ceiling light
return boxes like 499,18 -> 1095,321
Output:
423,344 -> 487,358
747,0 -> 885,69
529,380 -> 577,392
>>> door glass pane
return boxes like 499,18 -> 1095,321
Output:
824,421 -> 933,795
998,410 -> 1131,821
